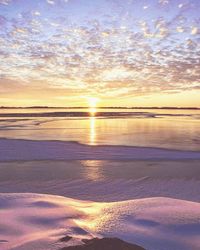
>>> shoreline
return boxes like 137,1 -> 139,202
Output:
0,138 -> 200,162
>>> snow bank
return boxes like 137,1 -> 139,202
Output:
0,138 -> 200,161
0,193 -> 200,250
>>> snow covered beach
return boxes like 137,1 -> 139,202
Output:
0,110 -> 200,250
0,138 -> 200,249
1,193 -> 200,250
1,138 -> 200,162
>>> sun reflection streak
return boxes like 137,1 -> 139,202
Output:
88,97 -> 99,117
81,160 -> 103,181
89,116 -> 96,145
89,107 -> 97,117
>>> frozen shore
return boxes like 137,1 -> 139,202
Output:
0,138 -> 200,162
0,193 -> 200,250
1,138 -> 200,250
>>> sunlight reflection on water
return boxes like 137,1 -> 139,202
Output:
89,116 -> 96,145
0,108 -> 200,151
81,160 -> 103,181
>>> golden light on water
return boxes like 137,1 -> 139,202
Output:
89,116 -> 96,145
90,107 -> 97,116
81,160 -> 103,181
86,97 -> 99,145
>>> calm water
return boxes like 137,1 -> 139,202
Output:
0,108 -> 200,151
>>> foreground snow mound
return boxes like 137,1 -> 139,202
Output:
0,193 -> 200,250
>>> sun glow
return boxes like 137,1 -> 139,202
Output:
88,97 -> 99,116
88,97 -> 99,108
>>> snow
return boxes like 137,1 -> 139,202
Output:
0,138 -> 200,162
0,193 -> 200,250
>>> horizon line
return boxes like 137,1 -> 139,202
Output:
0,106 -> 200,110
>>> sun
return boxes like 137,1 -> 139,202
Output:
88,97 -> 99,108
87,97 -> 99,116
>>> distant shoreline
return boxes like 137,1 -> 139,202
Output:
0,106 -> 200,110
0,111 -> 195,118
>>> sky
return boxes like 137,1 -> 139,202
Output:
0,0 -> 200,107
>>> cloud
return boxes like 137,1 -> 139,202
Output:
0,0 -> 199,103
158,0 -> 170,5
191,26 -> 199,35
0,0 -> 11,5
46,0 -> 55,5
0,15 -> 7,26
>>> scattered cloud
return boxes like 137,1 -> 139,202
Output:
46,0 -> 55,5
0,0 -> 199,104
0,0 -> 11,5
158,0 -> 170,5
191,26 -> 199,35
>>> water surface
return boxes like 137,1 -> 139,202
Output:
0,108 -> 199,151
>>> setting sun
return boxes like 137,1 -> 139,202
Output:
88,97 -> 99,108
88,97 -> 99,116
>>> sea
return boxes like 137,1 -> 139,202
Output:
0,107 -> 200,151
